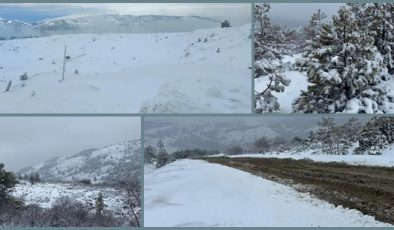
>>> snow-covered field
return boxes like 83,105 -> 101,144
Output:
0,25 -> 251,113
12,181 -> 129,216
144,159 -> 390,227
255,54 -> 308,113
226,148 -> 394,168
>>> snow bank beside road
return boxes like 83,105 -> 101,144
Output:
229,148 -> 394,168
144,159 -> 390,227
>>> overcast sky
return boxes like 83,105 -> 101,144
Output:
0,117 -> 140,171
268,3 -> 344,28
0,3 -> 251,25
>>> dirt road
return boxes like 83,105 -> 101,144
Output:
204,157 -> 394,225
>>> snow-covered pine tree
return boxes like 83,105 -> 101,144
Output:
296,9 -> 328,70
95,192 -> 104,216
302,130 -> 317,150
332,117 -> 362,155
371,116 -> 394,144
0,163 -> 18,209
341,117 -> 362,143
355,117 -> 389,155
293,6 -> 392,113
283,29 -> 305,54
144,146 -> 156,164
314,117 -> 336,154
155,139 -> 170,168
361,3 -> 394,74
304,9 -> 327,42
254,3 -> 290,113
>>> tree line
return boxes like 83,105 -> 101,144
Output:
222,116 -> 394,156
144,139 -> 219,168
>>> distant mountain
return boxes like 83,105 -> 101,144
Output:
144,118 -> 321,153
18,139 -> 141,184
144,117 -> 371,152
0,17 -> 39,39
0,14 -> 219,40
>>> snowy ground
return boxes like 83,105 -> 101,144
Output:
0,25 -> 251,113
255,54 -> 308,113
12,181 -> 129,217
144,159 -> 390,227
225,147 -> 394,168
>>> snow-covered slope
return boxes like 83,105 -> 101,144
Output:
0,14 -> 218,40
18,140 -> 141,184
144,159 -> 391,227
0,24 -> 251,113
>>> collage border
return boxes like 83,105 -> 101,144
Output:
1,1 -> 394,228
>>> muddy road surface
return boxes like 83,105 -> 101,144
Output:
204,157 -> 394,225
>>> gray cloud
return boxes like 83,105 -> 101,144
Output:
0,116 -> 140,171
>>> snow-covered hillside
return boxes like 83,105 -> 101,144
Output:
0,24 -> 251,113
0,15 -> 218,40
18,140 -> 141,184
144,159 -> 390,227
12,180 -> 129,217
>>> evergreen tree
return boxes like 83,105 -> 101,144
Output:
333,117 -> 362,155
355,117 -> 389,155
34,172 -> 41,183
306,117 -> 362,155
254,3 -> 290,113
341,117 -> 362,143
144,146 -> 156,164
294,6 -> 392,113
95,192 -> 104,216
0,163 -> 18,209
304,9 -> 327,42
28,171 -> 41,184
155,140 -> 170,168
315,117 -> 336,153
359,3 -> 394,74
375,116 -> 394,143
302,130 -> 318,150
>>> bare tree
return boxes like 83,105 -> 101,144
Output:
119,181 -> 141,227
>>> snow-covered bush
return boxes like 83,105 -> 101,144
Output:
355,116 -> 394,154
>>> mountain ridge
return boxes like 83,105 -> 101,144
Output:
0,14 -> 220,39
18,139 -> 141,184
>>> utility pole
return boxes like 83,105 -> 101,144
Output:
62,45 -> 67,81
